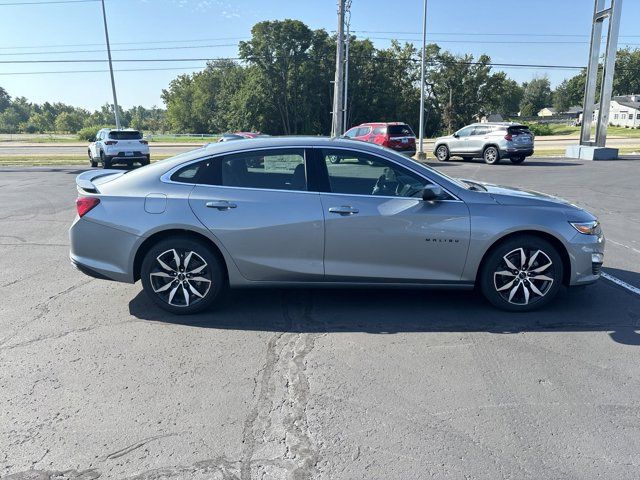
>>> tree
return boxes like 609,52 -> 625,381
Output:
0,86 -> 10,112
54,111 -> 84,133
553,75 -> 585,112
520,76 -> 552,116
486,73 -> 524,116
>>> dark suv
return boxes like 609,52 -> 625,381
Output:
344,122 -> 416,156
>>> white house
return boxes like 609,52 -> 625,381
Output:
537,107 -> 557,117
592,95 -> 640,128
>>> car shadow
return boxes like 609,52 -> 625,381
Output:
129,272 -> 640,345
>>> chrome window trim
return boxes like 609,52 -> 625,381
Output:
316,145 -> 462,202
159,144 -> 462,201
160,146 -> 311,193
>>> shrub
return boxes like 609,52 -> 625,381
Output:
77,126 -> 100,142
523,123 -> 553,136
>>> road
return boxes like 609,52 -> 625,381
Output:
1,135 -> 640,158
1,158 -> 639,479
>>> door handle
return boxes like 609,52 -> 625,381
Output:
206,200 -> 237,210
328,206 -> 359,215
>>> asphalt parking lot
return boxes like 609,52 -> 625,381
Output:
1,157 -> 639,479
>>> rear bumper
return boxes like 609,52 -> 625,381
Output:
500,147 -> 534,158
393,149 -> 416,157
69,216 -> 139,283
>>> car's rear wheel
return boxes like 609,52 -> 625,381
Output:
510,156 -> 526,164
483,146 -> 500,164
436,145 -> 450,162
141,237 -> 226,315
100,151 -> 111,169
141,155 -> 150,166
88,150 -> 97,167
480,235 -> 563,312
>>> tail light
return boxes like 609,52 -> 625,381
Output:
76,197 -> 100,217
139,140 -> 148,145
104,140 -> 118,145
504,133 -> 513,141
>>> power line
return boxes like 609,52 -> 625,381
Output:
0,57 -> 241,63
359,36 -> 640,46
0,36 -> 248,50
0,65 -> 209,75
351,30 -> 640,38
0,0 -> 98,5
0,43 -> 239,56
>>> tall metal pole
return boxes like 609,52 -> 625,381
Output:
342,6 -> 351,131
101,0 -> 121,129
331,0 -> 345,137
417,0 -> 428,158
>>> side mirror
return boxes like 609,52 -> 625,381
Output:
422,184 -> 445,202
453,133 -> 459,138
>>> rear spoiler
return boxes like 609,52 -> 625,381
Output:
76,169 -> 125,194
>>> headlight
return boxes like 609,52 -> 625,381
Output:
570,220 -> 601,235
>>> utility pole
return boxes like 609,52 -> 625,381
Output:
416,0 -> 428,160
331,0 -> 346,137
342,0 -> 352,131
101,0 -> 121,129
448,85 -> 452,134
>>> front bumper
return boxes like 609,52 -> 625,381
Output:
568,232 -> 605,286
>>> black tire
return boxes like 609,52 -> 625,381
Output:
435,145 -> 450,162
510,156 -> 526,164
140,236 -> 226,315
141,155 -> 151,166
479,234 -> 563,312
100,151 -> 111,169
89,151 -> 98,167
483,146 -> 500,164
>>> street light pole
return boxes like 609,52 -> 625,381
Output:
416,0 -> 428,159
100,0 -> 121,129
331,0 -> 346,137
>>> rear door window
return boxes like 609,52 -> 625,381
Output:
356,126 -> 372,136
221,149 -> 307,191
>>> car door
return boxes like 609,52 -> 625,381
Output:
466,125 -> 489,154
187,148 -> 325,282
449,125 -> 474,154
315,148 -> 471,282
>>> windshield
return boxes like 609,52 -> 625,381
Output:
388,125 -> 414,136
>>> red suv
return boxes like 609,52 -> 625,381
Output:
343,122 -> 416,156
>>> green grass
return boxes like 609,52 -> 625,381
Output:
147,135 -> 217,143
539,124 -> 640,138
0,154 -> 172,166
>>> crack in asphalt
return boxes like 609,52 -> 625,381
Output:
106,433 -> 179,460
0,280 -> 94,350
240,290 -> 322,480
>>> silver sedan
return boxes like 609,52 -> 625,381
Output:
69,137 -> 604,314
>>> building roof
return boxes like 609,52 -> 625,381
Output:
595,95 -> 640,111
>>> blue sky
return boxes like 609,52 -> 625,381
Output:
0,0 -> 638,110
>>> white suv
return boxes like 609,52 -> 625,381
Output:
88,129 -> 150,168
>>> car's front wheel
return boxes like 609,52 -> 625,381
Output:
480,235 -> 563,311
435,145 -> 450,162
140,237 -> 226,314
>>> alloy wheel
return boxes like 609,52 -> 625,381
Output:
484,147 -> 498,164
493,247 -> 554,306
436,146 -> 449,161
149,248 -> 212,307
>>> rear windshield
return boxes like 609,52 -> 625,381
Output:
109,130 -> 142,140
507,126 -> 531,135
388,125 -> 414,136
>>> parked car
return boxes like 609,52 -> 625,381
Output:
344,122 -> 416,156
434,123 -> 534,164
70,136 -> 604,315
88,129 -> 150,168
218,132 -> 269,142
